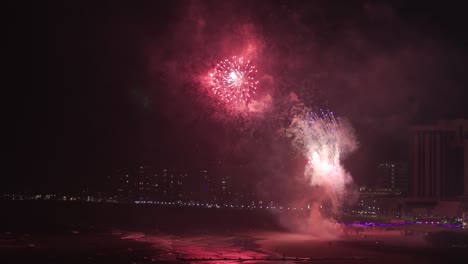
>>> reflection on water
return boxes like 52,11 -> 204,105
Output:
117,229 -> 459,264
117,230 -> 389,263
119,231 -> 275,263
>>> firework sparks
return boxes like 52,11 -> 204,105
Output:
209,56 -> 258,104
287,108 -> 356,210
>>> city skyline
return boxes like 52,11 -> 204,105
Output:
10,1 -> 468,200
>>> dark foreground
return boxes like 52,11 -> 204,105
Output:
1,201 -> 468,264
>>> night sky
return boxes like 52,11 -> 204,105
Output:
10,1 -> 468,193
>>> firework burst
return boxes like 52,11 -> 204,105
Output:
287,108 -> 356,210
209,56 -> 258,104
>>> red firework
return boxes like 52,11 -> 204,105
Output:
209,56 -> 258,104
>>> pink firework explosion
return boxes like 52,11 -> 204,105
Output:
209,56 -> 258,104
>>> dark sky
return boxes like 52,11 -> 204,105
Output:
10,0 -> 468,193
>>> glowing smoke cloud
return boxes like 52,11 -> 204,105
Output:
209,56 -> 258,105
286,107 -> 357,215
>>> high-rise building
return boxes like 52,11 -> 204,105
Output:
157,169 -> 187,201
376,161 -> 408,194
196,169 -> 214,202
409,119 -> 468,200
135,165 -> 157,201
192,168 -> 234,204
107,169 -> 133,201
213,174 -> 232,205
108,166 -> 187,202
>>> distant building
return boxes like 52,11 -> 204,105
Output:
135,165 -> 157,201
351,186 -> 404,217
214,174 -> 232,205
107,169 -> 132,201
409,119 -> 468,200
108,166 -> 187,202
195,169 -> 214,202
376,161 -> 408,194
192,169 -> 234,204
156,168 -> 187,201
